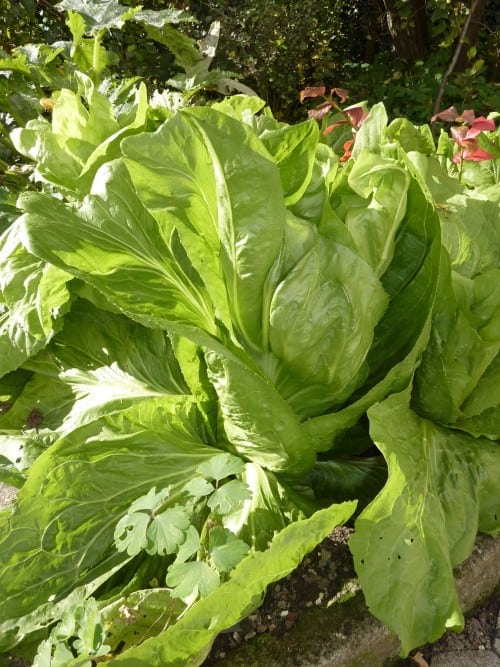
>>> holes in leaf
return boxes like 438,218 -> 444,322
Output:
397,554 -> 401,560
360,558 -> 365,565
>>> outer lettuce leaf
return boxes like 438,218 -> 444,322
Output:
205,351 -> 315,474
413,258 -> 500,431
122,107 -> 286,351
106,501 -> 357,666
364,177 -> 441,384
350,386 -> 500,656
0,222 -> 73,376
457,353 -> 500,438
223,462 -> 313,550
1,299 -> 189,436
0,397 -> 218,637
18,160 -> 219,339
259,120 -> 319,206
10,78 -> 148,194
412,155 -> 500,278
301,314 -> 432,452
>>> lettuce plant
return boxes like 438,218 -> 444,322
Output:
0,82 -> 499,665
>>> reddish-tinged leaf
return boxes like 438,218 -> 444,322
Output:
300,86 -> 326,103
322,119 -> 347,135
462,147 -> 494,161
308,102 -> 333,121
455,109 -> 476,125
452,145 -> 494,163
471,116 -> 496,132
339,138 -> 355,162
331,87 -> 349,103
431,106 -> 459,123
450,125 -> 469,146
345,106 -> 367,128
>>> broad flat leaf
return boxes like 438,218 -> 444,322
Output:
222,462 -> 315,551
350,386 -> 500,656
101,589 -> 185,654
175,525 -> 200,563
207,479 -> 252,515
0,398 -> 218,631
122,107 -> 286,350
57,0 -> 138,33
71,598 -> 109,656
413,263 -> 500,427
208,526 -> 249,572
351,102 -> 388,158
364,177 -> 441,384
386,117 -> 435,154
19,160 -> 219,338
1,299 -> 190,436
0,223 -> 72,376
260,120 -> 319,205
107,501 -> 356,666
11,80 -> 148,194
146,507 -> 191,556
166,561 -> 220,601
134,9 -> 194,28
205,351 -> 315,473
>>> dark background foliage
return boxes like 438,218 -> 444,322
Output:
0,0 -> 499,123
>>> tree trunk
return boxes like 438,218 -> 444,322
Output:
381,0 -> 429,62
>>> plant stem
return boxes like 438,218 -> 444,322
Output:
432,0 -> 480,130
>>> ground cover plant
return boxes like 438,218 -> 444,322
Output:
0,2 -> 499,665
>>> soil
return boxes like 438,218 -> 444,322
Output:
203,526 -> 500,666
1,484 -> 498,666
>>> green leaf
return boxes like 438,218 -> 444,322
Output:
166,561 -> 220,601
196,451 -> 245,481
114,510 -> 150,557
350,386 -> 500,656
1,299 -> 189,436
386,117 -> 435,154
71,598 -> 109,656
352,102 -> 388,157
0,398 -> 218,632
19,161 -> 219,338
57,0 -> 139,34
100,589 -> 185,654
11,80 -> 148,193
106,501 -> 356,666
344,153 -> 411,276
0,223 -> 73,376
146,506 -> 191,556
205,351 -> 315,473
269,234 -> 388,402
207,479 -> 252,515
182,477 -> 214,498
208,526 -> 249,572
122,107 -> 286,350
133,8 -> 194,28
260,120 -> 319,206
175,525 -> 200,563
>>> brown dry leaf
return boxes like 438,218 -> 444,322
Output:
411,652 -> 429,667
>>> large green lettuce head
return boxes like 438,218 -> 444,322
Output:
1,99 -> 498,663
